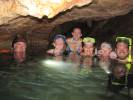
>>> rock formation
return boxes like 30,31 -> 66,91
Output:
0,0 -> 133,54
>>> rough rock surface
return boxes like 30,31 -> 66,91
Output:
0,0 -> 92,25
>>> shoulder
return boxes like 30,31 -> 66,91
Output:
79,38 -> 82,42
67,38 -> 72,42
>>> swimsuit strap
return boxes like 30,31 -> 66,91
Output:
69,38 -> 82,53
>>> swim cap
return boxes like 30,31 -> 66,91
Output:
116,37 -> 132,46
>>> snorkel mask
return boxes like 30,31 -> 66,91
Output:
116,37 -> 132,70
83,37 -> 95,44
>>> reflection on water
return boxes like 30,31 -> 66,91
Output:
0,53 -> 133,100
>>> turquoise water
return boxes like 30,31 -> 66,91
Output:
0,54 -> 132,100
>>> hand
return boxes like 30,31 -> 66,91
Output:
110,51 -> 117,59
97,50 -> 102,57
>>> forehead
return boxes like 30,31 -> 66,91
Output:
73,28 -> 81,32
15,42 -> 25,45
84,43 -> 94,47
101,47 -> 110,50
55,38 -> 64,42
116,42 -> 128,48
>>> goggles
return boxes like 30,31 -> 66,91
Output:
83,37 -> 95,44
116,37 -> 132,46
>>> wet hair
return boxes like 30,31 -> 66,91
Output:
54,34 -> 70,56
54,34 -> 67,45
72,27 -> 82,33
110,60 -> 126,71
115,39 -> 129,48
12,34 -> 26,47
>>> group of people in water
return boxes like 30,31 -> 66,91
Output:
47,27 -> 132,63
46,27 -> 133,94
4,27 -> 133,95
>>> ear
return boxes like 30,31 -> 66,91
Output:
80,33 -> 82,37
53,43 -> 55,47
72,32 -> 74,36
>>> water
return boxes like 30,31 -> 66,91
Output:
0,54 -> 132,100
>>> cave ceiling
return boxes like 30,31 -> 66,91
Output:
0,0 -> 133,49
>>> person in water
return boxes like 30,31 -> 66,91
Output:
107,61 -> 127,94
112,37 -> 133,63
67,27 -> 82,54
13,34 -> 27,63
80,37 -> 96,73
98,42 -> 113,61
47,34 -> 68,56
98,42 -> 113,74
81,37 -> 96,57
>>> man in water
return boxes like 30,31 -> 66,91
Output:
13,35 -> 27,63
98,42 -> 113,61
107,61 -> 127,94
47,34 -> 68,57
114,37 -> 132,63
67,27 -> 82,54
98,42 -> 113,74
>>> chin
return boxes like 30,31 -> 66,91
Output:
119,56 -> 128,60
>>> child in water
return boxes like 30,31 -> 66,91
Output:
47,35 -> 68,56
67,27 -> 82,54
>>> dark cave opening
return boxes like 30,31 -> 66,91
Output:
50,11 -> 133,49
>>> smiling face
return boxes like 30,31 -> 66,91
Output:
54,38 -> 66,50
116,42 -> 129,60
72,28 -> 82,40
101,47 -> 112,58
83,43 -> 94,56
14,42 -> 26,52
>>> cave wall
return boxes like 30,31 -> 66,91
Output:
52,11 -> 133,45
0,11 -> 133,55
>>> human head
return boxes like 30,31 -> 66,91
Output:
112,61 -> 126,79
82,37 -> 95,57
115,37 -> 129,60
99,42 -> 112,58
71,27 -> 82,40
13,35 -> 27,52
53,35 -> 67,50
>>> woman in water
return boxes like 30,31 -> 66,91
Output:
66,27 -> 82,54
47,34 -> 68,57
